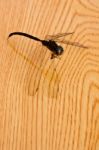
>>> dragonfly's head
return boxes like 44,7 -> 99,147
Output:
56,45 -> 64,55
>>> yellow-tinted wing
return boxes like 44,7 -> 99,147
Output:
45,32 -> 74,40
54,39 -> 88,48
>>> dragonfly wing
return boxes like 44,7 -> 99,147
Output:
45,32 -> 74,40
54,39 -> 88,48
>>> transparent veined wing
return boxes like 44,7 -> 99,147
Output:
8,34 -> 60,98
45,32 -> 74,40
54,39 -> 88,48
45,32 -> 88,49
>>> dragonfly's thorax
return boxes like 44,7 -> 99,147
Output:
42,40 -> 64,55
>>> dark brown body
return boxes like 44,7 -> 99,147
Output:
8,32 -> 64,58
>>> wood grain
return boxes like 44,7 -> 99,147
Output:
0,0 -> 99,150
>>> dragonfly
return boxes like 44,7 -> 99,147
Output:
8,31 -> 88,98
8,32 -> 88,59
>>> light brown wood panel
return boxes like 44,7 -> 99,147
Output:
0,0 -> 99,150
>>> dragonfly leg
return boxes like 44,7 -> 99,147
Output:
51,53 -> 61,59
51,53 -> 56,59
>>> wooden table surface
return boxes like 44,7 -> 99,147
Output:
0,0 -> 99,150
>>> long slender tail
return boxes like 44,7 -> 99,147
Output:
8,32 -> 42,42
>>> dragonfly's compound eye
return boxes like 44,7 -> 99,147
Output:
57,46 -> 64,55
